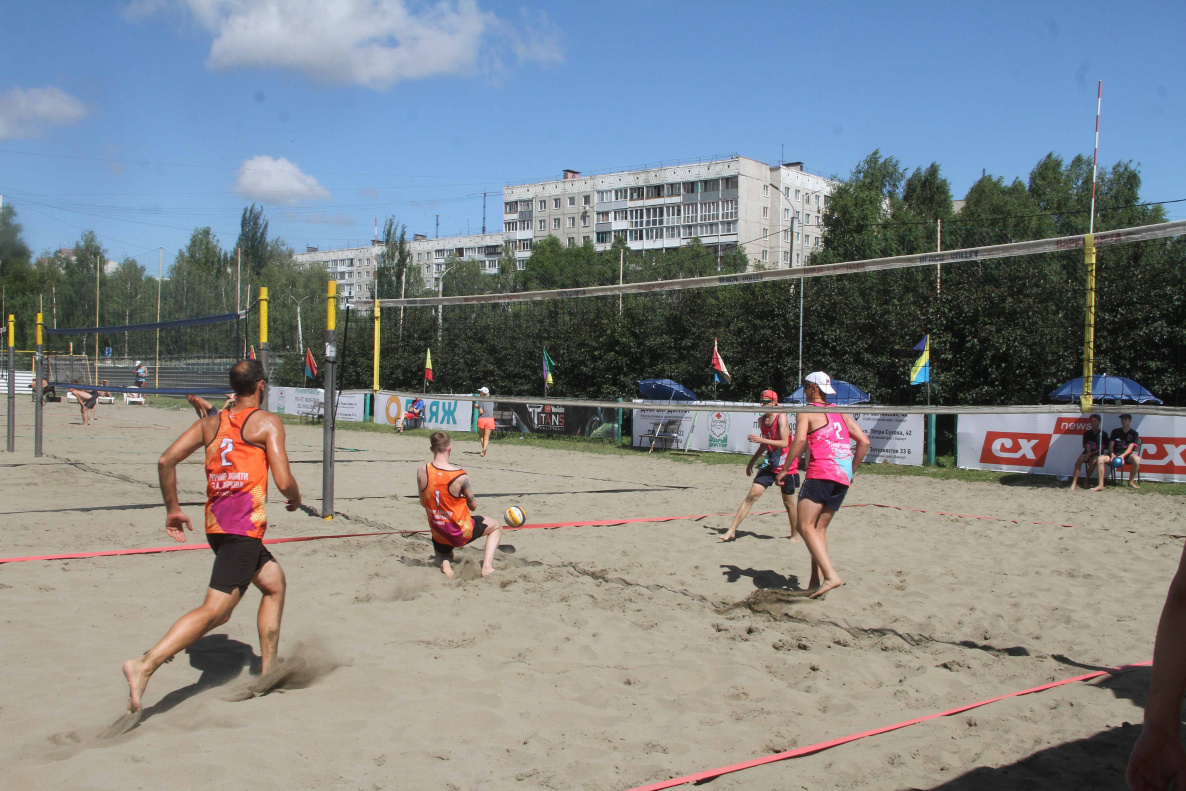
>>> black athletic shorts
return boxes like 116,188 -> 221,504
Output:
753,468 -> 799,495
799,478 -> 850,511
84,393 -> 98,409
432,515 -> 493,558
208,533 -> 276,595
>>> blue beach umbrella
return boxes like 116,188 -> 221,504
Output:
784,380 -> 872,406
1049,375 -> 1162,404
638,379 -> 698,402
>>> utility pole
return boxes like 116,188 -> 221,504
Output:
618,249 -> 624,316
435,215 -> 440,240
236,247 -> 242,314
155,247 -> 162,388
95,249 -> 100,384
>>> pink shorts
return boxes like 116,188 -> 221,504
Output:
477,417 -> 495,430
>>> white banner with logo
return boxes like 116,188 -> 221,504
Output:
374,392 -> 474,431
267,386 -> 367,422
631,402 -> 923,466
957,413 -> 1186,482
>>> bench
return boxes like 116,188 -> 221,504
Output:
643,419 -> 682,453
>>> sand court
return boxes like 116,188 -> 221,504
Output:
1,401 -> 1182,789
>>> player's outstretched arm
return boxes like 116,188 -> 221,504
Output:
158,420 -> 206,541
843,414 -> 871,468
1128,541 -> 1186,790
457,475 -> 478,511
258,413 -> 301,511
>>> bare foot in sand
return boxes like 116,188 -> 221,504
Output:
1130,481 -> 1140,489
440,559 -> 455,578
122,657 -> 151,712
481,564 -> 495,577
810,578 -> 843,599
1089,482 -> 1105,492
719,530 -> 737,542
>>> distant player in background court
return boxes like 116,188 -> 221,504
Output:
68,381 -> 98,426
186,393 -> 236,419
122,359 -> 301,713
720,389 -> 800,542
780,372 -> 870,598
417,431 -> 502,577
476,387 -> 495,457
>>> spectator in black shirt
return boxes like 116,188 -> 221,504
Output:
1092,413 -> 1142,490
1070,414 -> 1104,491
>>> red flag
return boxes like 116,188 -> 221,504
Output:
711,338 -> 731,384
248,345 -> 256,360
304,348 -> 317,378
424,348 -> 434,382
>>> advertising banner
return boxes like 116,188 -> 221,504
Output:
631,402 -> 924,465
267,387 -> 368,422
374,392 -> 473,431
957,412 -> 1186,482
494,402 -> 617,438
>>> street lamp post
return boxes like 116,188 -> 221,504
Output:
287,293 -> 313,386
436,265 -> 454,340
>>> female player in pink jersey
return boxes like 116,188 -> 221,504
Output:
720,389 -> 800,542
778,372 -> 869,598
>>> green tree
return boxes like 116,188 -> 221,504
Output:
236,203 -> 269,278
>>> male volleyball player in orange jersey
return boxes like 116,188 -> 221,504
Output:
417,430 -> 502,578
122,359 -> 301,713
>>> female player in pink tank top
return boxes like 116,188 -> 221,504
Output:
720,390 -> 801,543
782,372 -> 870,598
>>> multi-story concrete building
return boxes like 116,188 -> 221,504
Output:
503,156 -> 836,268
295,154 -> 838,296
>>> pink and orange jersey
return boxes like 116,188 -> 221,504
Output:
205,407 -> 269,539
805,409 -> 854,486
420,464 -> 475,548
758,414 -> 799,475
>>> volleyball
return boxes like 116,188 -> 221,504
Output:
504,506 -> 526,527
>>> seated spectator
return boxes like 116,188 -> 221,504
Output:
1092,413 -> 1142,491
397,397 -> 426,433
1070,414 -> 1104,491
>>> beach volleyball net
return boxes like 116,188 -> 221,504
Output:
359,219 -> 1186,415
42,310 -> 250,395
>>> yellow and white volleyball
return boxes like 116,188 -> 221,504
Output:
504,506 -> 526,527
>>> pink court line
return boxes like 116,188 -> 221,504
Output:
623,659 -> 1151,791
0,503 -> 1080,565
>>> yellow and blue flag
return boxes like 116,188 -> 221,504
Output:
910,336 -> 929,385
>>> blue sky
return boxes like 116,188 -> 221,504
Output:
2,1 -> 1183,266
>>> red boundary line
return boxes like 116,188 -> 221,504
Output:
623,660 -> 1151,791
0,502 -> 1081,564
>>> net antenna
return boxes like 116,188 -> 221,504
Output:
1081,80 -> 1103,412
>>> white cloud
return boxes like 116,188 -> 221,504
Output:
0,86 -> 88,139
233,155 -> 331,204
133,0 -> 561,88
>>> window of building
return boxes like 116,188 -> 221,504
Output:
505,202 -> 516,213
681,225 -> 694,238
721,221 -> 736,234
629,187 -> 644,200
822,195 -> 828,207
519,239 -> 533,251
816,195 -> 821,208
521,200 -> 533,211
597,190 -> 612,202
667,183 -> 682,196
794,210 -> 801,221
538,219 -> 546,231
613,229 -> 626,241
806,213 -> 811,225
666,204 -> 681,224
795,232 -> 800,242
517,260 -> 526,270
761,249 -> 769,262
596,211 -> 610,223
783,251 -> 790,264
581,214 -> 589,227
698,223 -> 719,236
784,229 -> 791,243
613,209 -> 628,221
684,203 -> 698,223
583,194 -> 590,205
665,226 -> 679,238
538,199 -> 546,211
629,208 -> 644,228
416,253 -> 422,261
700,178 -> 720,193
722,176 -> 738,190
794,189 -> 800,200
553,217 -> 561,229
628,229 -> 642,242
721,199 -> 737,220
784,186 -> 790,198
796,253 -> 801,265
568,196 -> 576,207
567,216 -> 576,228
583,235 -> 590,244
763,184 -> 770,197
567,237 -> 575,247
763,228 -> 769,239
701,201 -> 719,222
596,231 -> 610,244
614,188 -> 628,200
683,181 -> 698,195
434,249 -> 445,258
645,185 -> 664,199
784,208 -> 791,221
805,235 -> 811,246
762,206 -> 769,219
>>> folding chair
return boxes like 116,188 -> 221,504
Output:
1106,441 -> 1142,485
644,419 -> 682,453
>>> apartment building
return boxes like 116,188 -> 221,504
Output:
295,154 -> 838,296
503,156 -> 836,268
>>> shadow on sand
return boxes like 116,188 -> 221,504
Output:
137,634 -> 258,724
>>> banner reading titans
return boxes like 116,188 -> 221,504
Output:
494,403 -> 616,438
